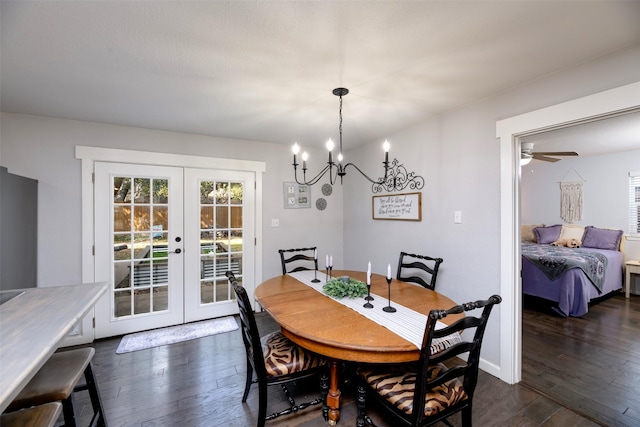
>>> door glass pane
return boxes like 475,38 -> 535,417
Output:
133,178 -> 150,203
200,206 -> 213,229
133,206 -> 150,231
113,206 -> 131,232
153,286 -> 168,311
198,180 -> 243,305
216,206 -> 229,228
112,176 -> 171,318
153,179 -> 168,203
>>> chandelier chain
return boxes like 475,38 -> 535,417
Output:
338,94 -> 343,155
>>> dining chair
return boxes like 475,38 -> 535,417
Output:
396,251 -> 444,290
6,347 -> 106,427
226,271 -> 328,427
356,294 -> 502,427
0,402 -> 62,427
278,246 -> 318,274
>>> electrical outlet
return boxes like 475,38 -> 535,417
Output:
454,211 -> 462,224
271,218 -> 280,227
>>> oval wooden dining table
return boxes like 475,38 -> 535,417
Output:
254,269 -> 463,426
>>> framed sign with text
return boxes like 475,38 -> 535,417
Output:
372,192 -> 422,221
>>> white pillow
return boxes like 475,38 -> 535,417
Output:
558,224 -> 585,241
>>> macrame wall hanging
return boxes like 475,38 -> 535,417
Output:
559,169 -> 585,224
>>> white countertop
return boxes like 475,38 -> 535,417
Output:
0,282 -> 107,413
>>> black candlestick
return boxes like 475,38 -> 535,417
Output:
382,277 -> 396,313
312,266 -> 320,283
365,282 -> 374,301
363,283 -> 373,309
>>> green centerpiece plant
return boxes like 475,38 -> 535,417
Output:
323,276 -> 368,299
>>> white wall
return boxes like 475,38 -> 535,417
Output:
343,44 -> 640,376
521,149 -> 640,238
0,114 -> 344,286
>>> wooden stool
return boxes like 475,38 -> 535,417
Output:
1,402 -> 62,427
7,347 -> 105,427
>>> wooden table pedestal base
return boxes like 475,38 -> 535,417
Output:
326,360 -> 341,426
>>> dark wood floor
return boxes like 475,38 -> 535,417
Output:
65,311 -> 607,427
522,293 -> 640,427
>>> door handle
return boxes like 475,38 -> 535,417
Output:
170,248 -> 182,254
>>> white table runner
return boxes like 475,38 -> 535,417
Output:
289,271 -> 461,352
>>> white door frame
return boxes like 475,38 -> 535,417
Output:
496,81 -> 640,384
74,146 -> 265,344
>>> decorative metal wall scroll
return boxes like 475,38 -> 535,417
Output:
371,158 -> 424,194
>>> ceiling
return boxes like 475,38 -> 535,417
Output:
2,1 -> 640,153
524,110 -> 640,158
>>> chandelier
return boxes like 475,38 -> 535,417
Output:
290,88 -> 424,193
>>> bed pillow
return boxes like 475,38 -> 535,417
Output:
582,226 -> 623,251
558,224 -> 585,242
534,225 -> 562,244
521,224 -> 544,242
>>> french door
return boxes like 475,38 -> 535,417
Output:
94,162 -> 254,338
183,168 -> 254,322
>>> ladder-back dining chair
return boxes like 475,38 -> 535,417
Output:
356,294 -> 502,427
278,246 -> 318,274
226,271 -> 328,427
396,252 -> 444,290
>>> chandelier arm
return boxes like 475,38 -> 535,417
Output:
293,164 -> 332,186
342,162 -> 387,185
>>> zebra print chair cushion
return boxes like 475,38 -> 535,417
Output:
261,331 -> 326,377
358,362 -> 467,417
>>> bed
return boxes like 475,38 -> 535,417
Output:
521,224 -> 624,317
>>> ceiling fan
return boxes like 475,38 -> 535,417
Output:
521,142 -> 579,164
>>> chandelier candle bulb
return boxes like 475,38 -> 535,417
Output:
292,143 -> 300,165
383,140 -> 390,164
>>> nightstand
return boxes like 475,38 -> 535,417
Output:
624,260 -> 640,299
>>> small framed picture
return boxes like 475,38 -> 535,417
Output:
283,182 -> 311,208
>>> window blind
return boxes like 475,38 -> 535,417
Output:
630,171 -> 640,235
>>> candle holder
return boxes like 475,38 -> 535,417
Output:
311,266 -> 320,283
365,282 -> 374,301
363,283 -> 373,309
328,266 -> 333,278
382,277 -> 396,313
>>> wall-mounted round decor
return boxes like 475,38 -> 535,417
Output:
315,197 -> 327,211
321,183 -> 333,196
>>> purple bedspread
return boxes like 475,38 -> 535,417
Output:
521,242 -> 606,292
521,244 -> 623,317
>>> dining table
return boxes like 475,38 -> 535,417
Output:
0,282 -> 108,414
254,269 -> 463,426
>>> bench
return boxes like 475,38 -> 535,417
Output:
131,263 -> 169,286
202,258 -> 242,279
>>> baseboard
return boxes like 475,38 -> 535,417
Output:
479,357 -> 501,379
